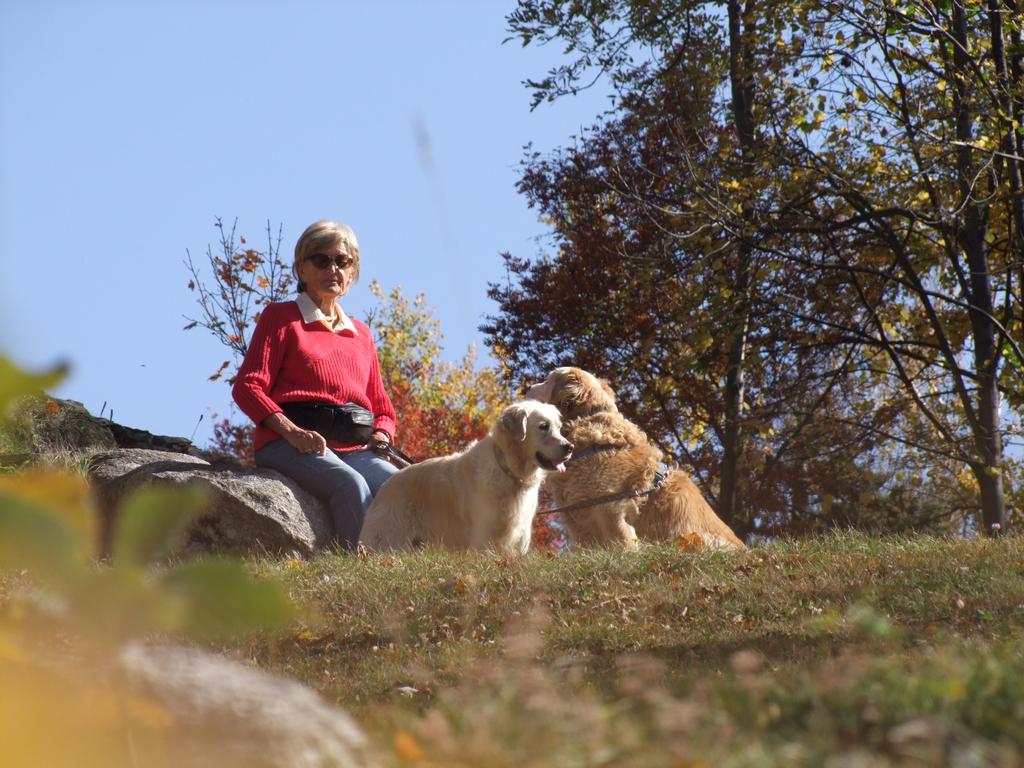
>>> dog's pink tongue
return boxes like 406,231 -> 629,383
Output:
556,462 -> 567,473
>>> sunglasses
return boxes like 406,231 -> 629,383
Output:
307,252 -> 354,270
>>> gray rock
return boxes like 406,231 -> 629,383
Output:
89,447 -> 211,484
119,642 -> 374,767
88,448 -> 335,558
106,420 -> 200,454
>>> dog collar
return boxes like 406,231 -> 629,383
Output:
492,444 -> 527,486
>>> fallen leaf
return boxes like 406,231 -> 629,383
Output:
676,533 -> 704,552
394,730 -> 425,762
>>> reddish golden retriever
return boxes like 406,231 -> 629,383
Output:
526,367 -> 744,550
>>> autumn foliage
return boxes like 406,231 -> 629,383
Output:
495,0 -> 1024,537
365,281 -> 508,461
184,218 -> 293,384
207,415 -> 255,467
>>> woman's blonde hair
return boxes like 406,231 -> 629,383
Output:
293,220 -> 361,292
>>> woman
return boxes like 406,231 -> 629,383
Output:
233,219 -> 399,550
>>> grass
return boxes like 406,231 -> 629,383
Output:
3,439 -> 1021,765
5,388 -> 1018,762
0,395 -> 113,472
219,532 -> 1024,767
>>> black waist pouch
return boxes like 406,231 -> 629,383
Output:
281,402 -> 375,445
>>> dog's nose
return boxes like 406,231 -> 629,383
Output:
562,442 -> 574,458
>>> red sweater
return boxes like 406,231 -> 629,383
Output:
232,300 -> 397,453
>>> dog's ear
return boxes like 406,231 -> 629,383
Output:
500,405 -> 529,441
554,372 -> 586,413
552,369 -> 618,417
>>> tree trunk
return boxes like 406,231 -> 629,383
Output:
954,0 -> 1007,535
988,0 -> 1024,277
720,262 -> 750,529
718,0 -> 757,530
1005,0 -> 1024,173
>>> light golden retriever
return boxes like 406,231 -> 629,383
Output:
359,400 -> 573,554
525,367 -> 745,550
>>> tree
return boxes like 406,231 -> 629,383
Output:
501,0 -> 884,539
365,281 -> 509,461
485,71 -> 913,537
506,0 -> 762,531
496,0 -> 879,537
761,0 -> 1024,534
184,218 -> 293,464
184,217 -> 293,385
494,0 -> 1024,535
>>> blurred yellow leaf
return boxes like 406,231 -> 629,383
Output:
394,729 -> 425,762
0,665 -> 175,767
112,485 -> 206,566
0,629 -> 24,663
0,470 -> 95,550
161,558 -> 296,641
121,692 -> 175,731
0,492 -> 84,583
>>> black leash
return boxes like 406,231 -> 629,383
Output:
536,441 -> 669,517
370,440 -> 417,469
368,436 -> 671,516
535,476 -> 666,517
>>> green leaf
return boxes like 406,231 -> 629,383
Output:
69,566 -> 169,639
161,558 -> 296,640
111,485 -> 207,566
1000,338 -> 1023,370
0,493 -> 82,582
0,355 -> 68,418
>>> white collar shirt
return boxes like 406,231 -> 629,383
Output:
296,292 -> 358,336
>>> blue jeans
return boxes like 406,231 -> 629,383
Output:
255,440 -> 399,551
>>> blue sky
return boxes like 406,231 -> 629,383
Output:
1,1 -> 609,445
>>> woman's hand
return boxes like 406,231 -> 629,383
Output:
285,428 -> 327,456
263,412 -> 327,456
370,430 -> 390,445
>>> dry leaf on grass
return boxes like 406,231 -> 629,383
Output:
394,729 -> 425,763
676,533 -> 704,552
